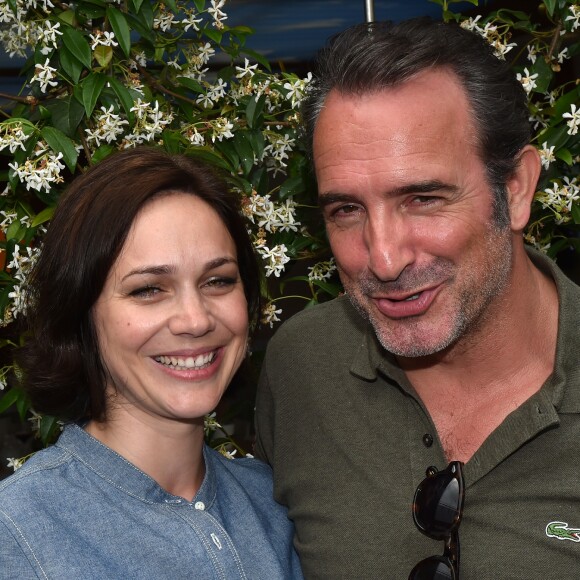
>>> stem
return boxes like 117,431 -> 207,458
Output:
0,93 -> 38,105
547,21 -> 563,61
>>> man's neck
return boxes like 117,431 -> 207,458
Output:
398,247 -> 560,462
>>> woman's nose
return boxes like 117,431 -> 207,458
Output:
167,292 -> 216,337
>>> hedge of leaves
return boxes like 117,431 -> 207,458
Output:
0,0 -> 578,456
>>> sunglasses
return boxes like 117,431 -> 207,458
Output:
409,461 -> 465,580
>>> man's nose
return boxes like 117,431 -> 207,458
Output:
364,215 -> 415,282
168,292 -> 216,337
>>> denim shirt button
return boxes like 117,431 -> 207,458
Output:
194,501 -> 205,510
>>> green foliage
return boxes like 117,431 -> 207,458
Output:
0,0 -> 578,464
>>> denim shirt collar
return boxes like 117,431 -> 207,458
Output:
56,423 -> 217,507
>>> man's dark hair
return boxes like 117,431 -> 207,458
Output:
302,17 -> 532,226
19,146 -> 261,422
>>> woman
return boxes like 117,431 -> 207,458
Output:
0,147 -> 303,579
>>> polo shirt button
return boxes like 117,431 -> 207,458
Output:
194,501 -> 205,510
422,434 -> 434,447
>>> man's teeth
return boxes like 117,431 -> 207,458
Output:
404,293 -> 421,301
155,352 -> 216,369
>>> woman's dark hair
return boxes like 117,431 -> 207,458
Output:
19,146 -> 261,421
302,17 -> 532,227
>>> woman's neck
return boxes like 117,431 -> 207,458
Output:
85,412 -> 206,502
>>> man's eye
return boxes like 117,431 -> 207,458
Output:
412,195 -> 440,205
334,204 -> 362,216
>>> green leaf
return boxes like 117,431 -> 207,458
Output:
194,0 -> 205,12
543,0 -> 556,16
232,132 -> 255,176
40,126 -> 78,171
91,144 -> 116,164
530,57 -> 552,94
163,0 -> 178,13
572,203 -> 580,225
81,72 -> 107,117
186,147 -> 231,172
39,414 -> 60,445
280,175 -> 305,199
204,28 -> 223,44
176,77 -> 204,94
44,96 -> 86,138
240,48 -> 270,70
108,77 -> 136,123
6,220 -> 24,241
246,94 -> 266,130
93,45 -> 113,68
106,6 -> 131,58
129,0 -> 144,13
0,387 -> 21,414
31,206 -> 56,227
62,26 -> 92,69
59,46 -> 84,84
555,148 -> 573,166
245,129 -> 265,160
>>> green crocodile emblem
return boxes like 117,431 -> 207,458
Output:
546,521 -> 580,543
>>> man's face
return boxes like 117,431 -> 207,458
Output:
314,69 -> 514,358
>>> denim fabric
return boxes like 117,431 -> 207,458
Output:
0,424 -> 303,579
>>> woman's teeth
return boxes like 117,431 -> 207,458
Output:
155,352 -> 216,370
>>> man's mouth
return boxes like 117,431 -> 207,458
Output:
154,351 -> 217,370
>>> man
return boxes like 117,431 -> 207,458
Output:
254,17 -> 580,580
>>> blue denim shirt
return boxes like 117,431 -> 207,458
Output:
0,424 -> 303,579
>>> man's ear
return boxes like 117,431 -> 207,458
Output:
506,145 -> 541,232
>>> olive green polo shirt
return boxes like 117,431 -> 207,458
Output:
255,249 -> 580,579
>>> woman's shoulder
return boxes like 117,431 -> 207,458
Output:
0,444 -> 71,506
204,446 -> 274,493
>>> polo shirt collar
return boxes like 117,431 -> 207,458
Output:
348,247 -> 580,410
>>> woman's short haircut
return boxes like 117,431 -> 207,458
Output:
19,146 -> 261,422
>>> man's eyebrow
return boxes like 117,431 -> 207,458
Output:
390,180 -> 458,196
318,193 -> 359,209
318,181 -> 458,208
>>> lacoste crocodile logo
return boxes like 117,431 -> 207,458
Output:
546,521 -> 580,543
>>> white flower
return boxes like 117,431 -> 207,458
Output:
257,244 -> 291,277
261,302 -> 282,328
557,47 -> 569,64
38,20 -> 62,55
182,12 -> 202,32
85,105 -> 129,146
538,142 -> 555,170
565,5 -> 580,31
526,45 -> 537,64
235,58 -> 258,80
308,258 -> 337,282
210,117 -> 234,142
516,68 -> 538,94
0,122 -> 28,154
562,104 -> 580,135
283,73 -> 312,109
31,58 -> 58,93
208,0 -> 227,28
8,150 -> 65,193
90,30 -> 118,49
153,11 -> 178,32
6,457 -> 24,471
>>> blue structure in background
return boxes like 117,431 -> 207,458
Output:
0,0 -> 480,93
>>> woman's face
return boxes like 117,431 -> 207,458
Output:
92,193 -> 249,425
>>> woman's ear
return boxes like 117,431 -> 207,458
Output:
506,145 -> 541,232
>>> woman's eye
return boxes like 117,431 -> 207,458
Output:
129,285 -> 160,299
204,276 -> 238,289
